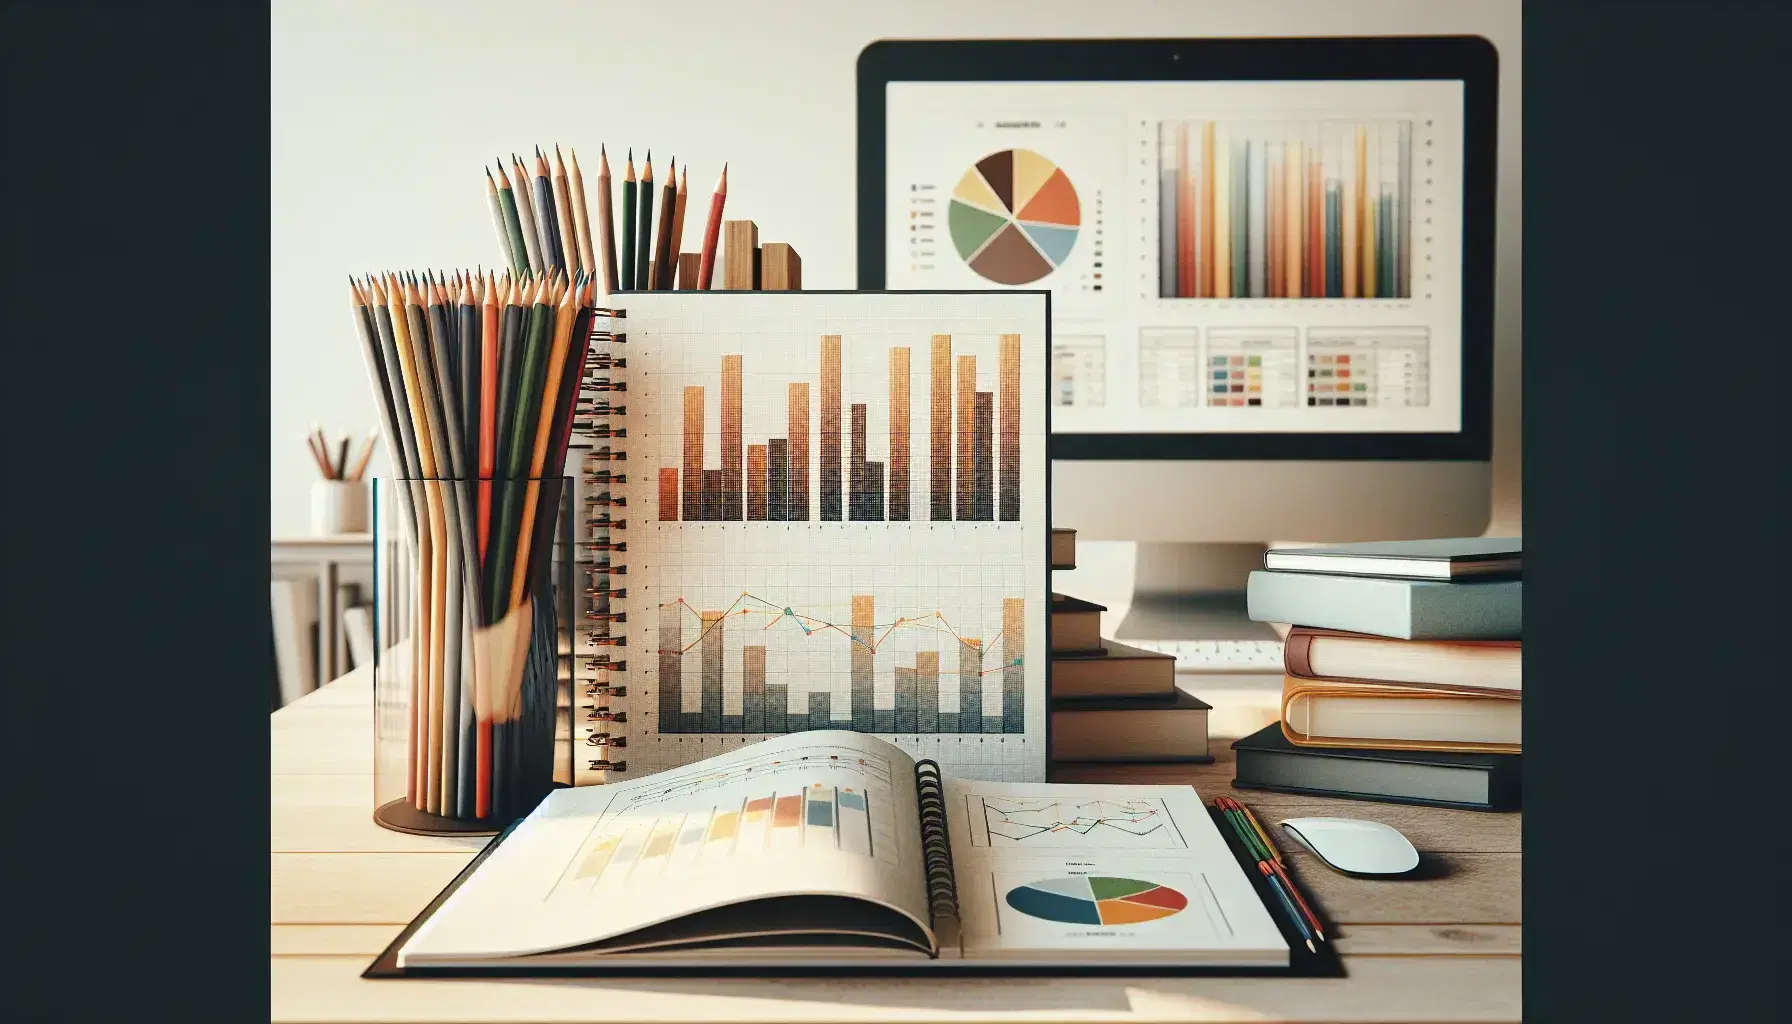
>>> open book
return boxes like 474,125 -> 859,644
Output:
394,731 -> 1289,969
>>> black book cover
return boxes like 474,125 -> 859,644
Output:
1232,723 -> 1521,811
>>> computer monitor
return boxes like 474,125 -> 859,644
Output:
858,37 -> 1498,644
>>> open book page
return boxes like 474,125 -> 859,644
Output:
401,732 -> 932,964
939,780 -> 1289,964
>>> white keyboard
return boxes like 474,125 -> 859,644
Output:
1124,638 -> 1285,674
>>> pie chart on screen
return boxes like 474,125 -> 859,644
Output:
948,149 -> 1081,286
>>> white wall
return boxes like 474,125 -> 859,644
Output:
272,0 -> 1521,536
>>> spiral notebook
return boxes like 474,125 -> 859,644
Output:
551,291 -> 1053,789
371,730 -> 1310,974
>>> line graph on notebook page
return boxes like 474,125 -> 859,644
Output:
966,795 -> 1187,849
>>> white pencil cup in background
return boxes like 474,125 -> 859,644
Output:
310,480 -> 369,535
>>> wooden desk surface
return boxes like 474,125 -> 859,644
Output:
272,670 -> 1520,1023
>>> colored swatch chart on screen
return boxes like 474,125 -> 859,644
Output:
1004,876 -> 1190,926
949,148 -> 1081,286
1052,336 -> 1106,408
1306,327 -> 1430,407
659,334 -> 1024,523
1158,119 -> 1412,299
1206,327 -> 1300,408
657,593 -> 1026,735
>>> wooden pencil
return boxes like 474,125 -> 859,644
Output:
567,147 -> 596,276
348,429 -> 377,482
384,278 -> 441,812
421,279 -> 473,816
697,163 -> 727,289
620,150 -> 637,290
596,146 -> 618,294
420,279 -> 471,815
305,431 -> 332,478
507,280 -> 581,605
404,276 -> 451,817
514,155 -> 548,272
534,148 -> 566,272
457,278 -> 480,467
652,157 -> 677,289
485,169 -> 519,272
551,146 -> 579,274
334,437 -> 350,480
636,152 -> 654,292
668,163 -> 689,289
477,273 -> 500,558
499,159 -> 543,274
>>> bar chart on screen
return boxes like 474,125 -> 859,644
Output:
1156,118 -> 1414,301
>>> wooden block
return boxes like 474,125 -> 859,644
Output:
722,219 -> 760,290
761,242 -> 802,290
677,252 -> 702,290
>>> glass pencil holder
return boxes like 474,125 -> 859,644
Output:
372,476 -> 575,836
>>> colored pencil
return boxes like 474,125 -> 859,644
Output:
596,145 -> 618,295
552,146 -> 579,273
697,163 -> 727,289
636,152 -> 654,292
668,162 -> 689,288
304,430 -> 332,478
1259,863 -> 1317,953
1218,797 -> 1327,944
534,148 -> 567,272
485,169 -> 518,272
347,429 -> 378,482
515,155 -> 549,272
652,157 -> 677,289
620,151 -> 636,290
499,159 -> 543,274
567,147 -> 596,276
457,278 -> 480,465
477,273 -> 500,557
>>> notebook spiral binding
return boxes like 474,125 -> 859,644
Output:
913,759 -> 961,928
568,311 -> 629,782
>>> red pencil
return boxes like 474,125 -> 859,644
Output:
696,163 -> 727,290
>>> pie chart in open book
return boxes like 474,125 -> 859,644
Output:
1004,876 -> 1189,926
948,149 -> 1081,286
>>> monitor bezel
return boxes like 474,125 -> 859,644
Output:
856,36 -> 1498,461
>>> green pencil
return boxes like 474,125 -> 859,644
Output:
620,150 -> 636,290
493,165 -> 530,274
636,151 -> 654,291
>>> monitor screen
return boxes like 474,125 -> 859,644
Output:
883,80 -> 1467,436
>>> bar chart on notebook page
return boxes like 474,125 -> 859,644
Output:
621,293 -> 1048,783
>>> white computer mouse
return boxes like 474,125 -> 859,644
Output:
1279,817 -> 1420,876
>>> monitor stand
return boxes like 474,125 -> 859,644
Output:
1111,542 -> 1281,643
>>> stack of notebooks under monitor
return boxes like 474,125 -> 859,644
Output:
1233,538 -> 1523,811
1049,529 -> 1214,763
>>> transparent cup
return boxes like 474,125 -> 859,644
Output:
371,476 -> 573,835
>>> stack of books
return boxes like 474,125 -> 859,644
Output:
1049,529 -> 1214,763
1233,538 -> 1523,811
